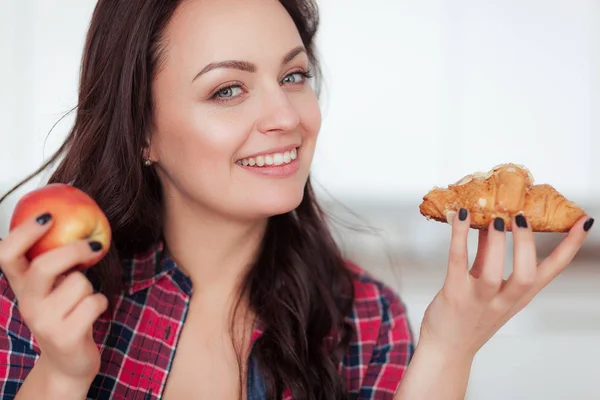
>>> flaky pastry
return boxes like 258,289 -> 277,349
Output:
419,163 -> 586,232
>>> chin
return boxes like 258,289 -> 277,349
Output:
263,192 -> 305,217
244,189 -> 305,220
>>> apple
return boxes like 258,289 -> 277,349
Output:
9,183 -> 112,268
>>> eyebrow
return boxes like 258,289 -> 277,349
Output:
191,45 -> 307,82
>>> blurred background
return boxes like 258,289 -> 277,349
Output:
1,0 -> 598,399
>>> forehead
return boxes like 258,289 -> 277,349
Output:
164,0 -> 305,63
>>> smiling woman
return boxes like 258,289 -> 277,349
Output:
146,2 -> 321,222
0,1 -> 412,399
0,0 -> 593,400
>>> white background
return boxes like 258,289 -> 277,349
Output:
1,1 -> 599,399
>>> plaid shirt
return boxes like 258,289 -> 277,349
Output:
0,241 -> 414,399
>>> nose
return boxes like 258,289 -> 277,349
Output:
255,87 -> 301,135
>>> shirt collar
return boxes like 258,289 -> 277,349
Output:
122,240 -> 181,294
121,240 -> 265,334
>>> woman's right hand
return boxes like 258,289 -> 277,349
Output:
0,212 -> 108,387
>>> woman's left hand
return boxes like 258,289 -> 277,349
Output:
418,209 -> 594,360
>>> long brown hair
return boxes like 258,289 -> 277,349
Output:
1,0 -> 355,398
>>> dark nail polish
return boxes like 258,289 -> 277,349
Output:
494,217 -> 505,232
36,213 -> 52,225
515,214 -> 528,228
584,218 -> 594,232
458,208 -> 468,221
89,241 -> 103,252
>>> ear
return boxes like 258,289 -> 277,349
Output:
141,145 -> 151,160
142,137 -> 158,162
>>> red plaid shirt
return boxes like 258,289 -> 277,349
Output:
0,241 -> 414,399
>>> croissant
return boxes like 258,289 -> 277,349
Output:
419,163 -> 586,232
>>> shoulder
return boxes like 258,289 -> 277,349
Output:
341,261 -> 415,396
345,260 -> 411,334
0,272 -> 39,354
0,272 -> 20,328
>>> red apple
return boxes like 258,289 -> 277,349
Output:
9,183 -> 112,268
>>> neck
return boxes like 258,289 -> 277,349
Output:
161,194 -> 267,303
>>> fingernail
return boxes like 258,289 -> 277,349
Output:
459,208 -> 468,221
36,213 -> 52,225
494,217 -> 505,232
89,241 -> 103,252
515,214 -> 528,228
584,218 -> 594,232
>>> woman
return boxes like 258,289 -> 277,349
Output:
0,0 -> 593,399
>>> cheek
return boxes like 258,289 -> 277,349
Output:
150,110 -> 257,207
154,107 -> 250,173
297,91 -> 322,140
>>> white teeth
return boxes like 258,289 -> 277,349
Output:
237,148 -> 298,168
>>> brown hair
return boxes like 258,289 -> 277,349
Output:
1,1 -> 355,398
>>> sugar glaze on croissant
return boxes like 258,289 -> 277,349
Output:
419,163 -> 586,232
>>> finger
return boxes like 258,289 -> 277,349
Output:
45,271 -> 94,318
24,240 -> 104,300
0,213 -> 53,290
470,229 -> 489,278
499,214 -> 536,302
473,217 -> 506,299
64,293 -> 108,332
445,208 -> 470,287
536,216 -> 593,289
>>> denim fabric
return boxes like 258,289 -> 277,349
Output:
246,355 -> 267,400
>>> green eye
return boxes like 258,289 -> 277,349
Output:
282,73 -> 305,84
216,86 -> 242,98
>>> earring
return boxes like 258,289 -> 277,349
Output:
143,158 -> 153,167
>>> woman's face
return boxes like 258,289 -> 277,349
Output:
149,0 -> 321,221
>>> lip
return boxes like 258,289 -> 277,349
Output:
237,158 -> 300,178
236,143 -> 300,161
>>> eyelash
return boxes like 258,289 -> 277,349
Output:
209,69 -> 314,104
